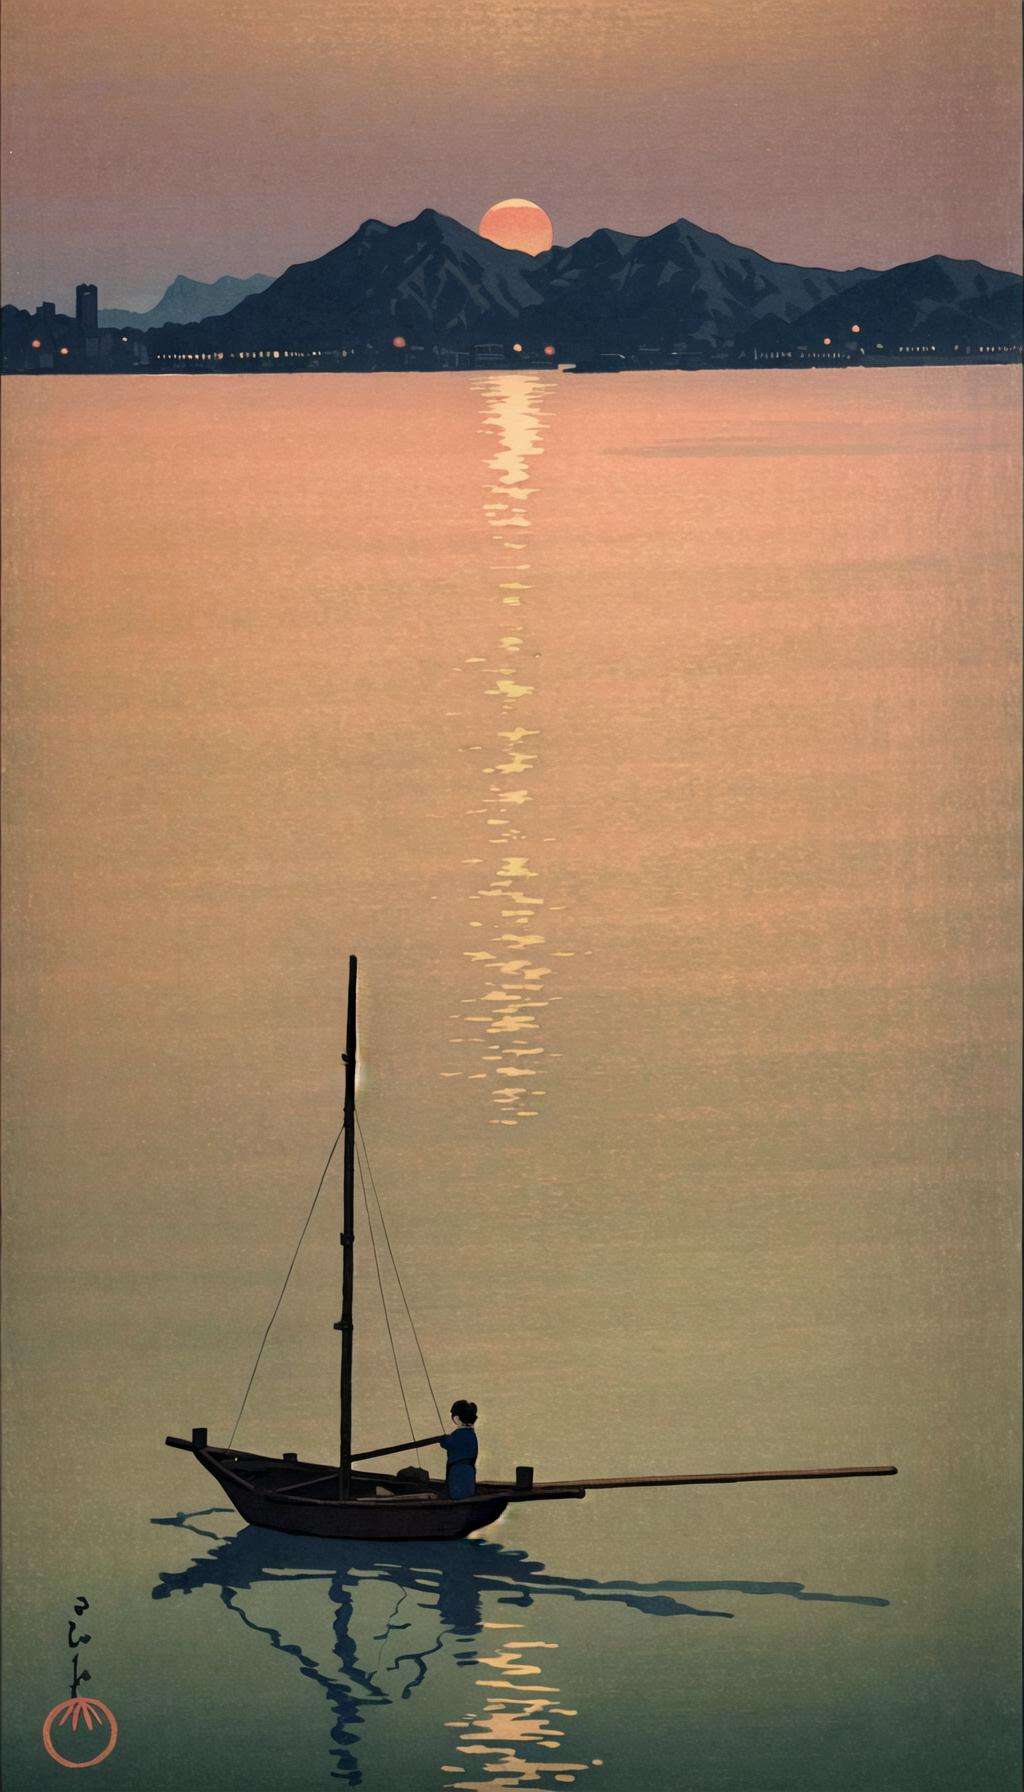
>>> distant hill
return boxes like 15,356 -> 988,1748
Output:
98,272 -> 274,331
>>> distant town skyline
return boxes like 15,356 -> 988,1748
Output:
2,0 -> 1021,314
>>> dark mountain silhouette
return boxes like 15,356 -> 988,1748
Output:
148,208 -> 885,358
743,255 -> 1023,352
151,210 -> 549,353
529,218 -> 874,355
948,279 -> 1024,339
98,271 -> 274,331
148,210 -> 1021,362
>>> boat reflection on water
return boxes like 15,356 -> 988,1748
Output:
151,1509 -> 719,1785
152,1511 -> 889,1786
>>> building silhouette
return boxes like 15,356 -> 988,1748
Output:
76,283 -> 98,332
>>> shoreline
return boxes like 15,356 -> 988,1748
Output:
4,354 -> 1021,378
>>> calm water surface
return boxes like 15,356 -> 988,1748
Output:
2,369 -> 1021,1789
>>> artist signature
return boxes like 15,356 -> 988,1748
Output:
41,1595 -> 119,1770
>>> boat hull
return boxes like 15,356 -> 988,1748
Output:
216,1475 -> 510,1541
167,1438 -> 521,1541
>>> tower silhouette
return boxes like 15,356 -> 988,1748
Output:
76,284 -> 98,331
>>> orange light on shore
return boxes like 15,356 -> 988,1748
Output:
851,323 -> 861,333
544,345 -> 556,357
512,342 -> 523,354
59,345 -> 70,356
31,337 -> 42,349
823,337 -> 832,346
392,335 -> 407,349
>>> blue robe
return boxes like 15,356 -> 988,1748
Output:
442,1427 -> 478,1499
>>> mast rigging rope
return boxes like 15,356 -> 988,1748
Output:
355,1112 -> 445,1431
228,1126 -> 343,1448
355,1141 -> 421,1465
226,1108 -> 445,1454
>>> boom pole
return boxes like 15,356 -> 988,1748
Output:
339,955 -> 357,1499
529,1464 -> 897,1492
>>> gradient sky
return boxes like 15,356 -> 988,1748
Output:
2,0 -> 1021,313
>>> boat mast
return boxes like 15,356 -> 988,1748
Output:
339,954 -> 357,1499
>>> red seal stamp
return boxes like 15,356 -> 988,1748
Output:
41,1696 -> 119,1769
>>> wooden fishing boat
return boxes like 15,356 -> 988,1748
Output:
166,957 -> 896,1540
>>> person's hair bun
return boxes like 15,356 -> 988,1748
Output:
451,1399 -> 478,1425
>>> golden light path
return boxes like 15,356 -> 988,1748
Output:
479,198 -> 554,256
444,373 -> 567,1126
444,1621 -> 601,1788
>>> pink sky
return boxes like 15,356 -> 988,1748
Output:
3,0 -> 1021,313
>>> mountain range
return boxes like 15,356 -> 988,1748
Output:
5,210 -> 1021,368
150,209 -> 891,356
98,272 -> 274,331
142,209 -> 1021,361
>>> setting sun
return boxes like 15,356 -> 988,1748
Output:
479,198 -> 553,256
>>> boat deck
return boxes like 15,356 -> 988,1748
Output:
166,1435 -> 582,1509
206,1445 -> 476,1501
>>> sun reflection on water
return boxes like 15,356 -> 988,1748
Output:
444,1621 -> 600,1789
447,374 -> 562,1126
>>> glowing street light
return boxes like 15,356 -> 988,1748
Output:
31,338 -> 42,349
512,342 -> 523,354
544,345 -> 556,357
392,335 -> 407,349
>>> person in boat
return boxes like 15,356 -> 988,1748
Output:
440,1401 -> 478,1499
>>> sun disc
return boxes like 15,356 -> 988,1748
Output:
479,198 -> 553,256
